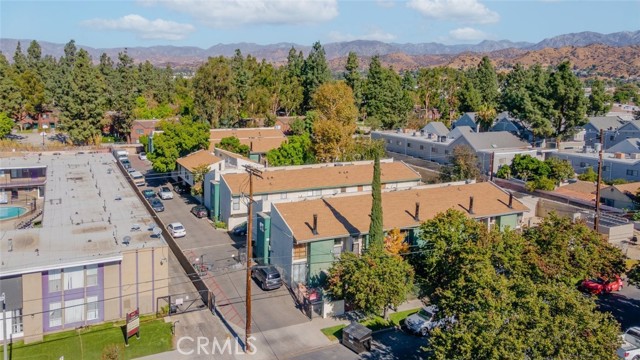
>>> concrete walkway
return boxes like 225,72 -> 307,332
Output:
135,299 -> 424,360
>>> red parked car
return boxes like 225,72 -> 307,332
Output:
580,275 -> 623,295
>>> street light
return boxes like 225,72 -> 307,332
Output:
40,131 -> 46,147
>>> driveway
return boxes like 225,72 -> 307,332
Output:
129,154 -> 308,335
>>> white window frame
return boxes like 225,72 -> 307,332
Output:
49,302 -> 62,327
86,265 -> 98,287
65,298 -> 85,324
49,269 -> 62,293
86,296 -> 99,321
232,197 -> 240,210
64,266 -> 85,290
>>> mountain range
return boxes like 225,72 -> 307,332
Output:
1,30 -> 639,76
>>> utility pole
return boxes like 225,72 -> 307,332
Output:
489,152 -> 495,182
243,165 -> 262,353
594,128 -> 604,231
1,292 -> 6,360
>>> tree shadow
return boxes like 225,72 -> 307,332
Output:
596,290 -> 640,329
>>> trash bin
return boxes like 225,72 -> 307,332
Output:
341,321 -> 372,354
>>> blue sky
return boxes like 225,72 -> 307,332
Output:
1,0 -> 638,48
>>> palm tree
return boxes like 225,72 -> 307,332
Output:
476,104 -> 497,132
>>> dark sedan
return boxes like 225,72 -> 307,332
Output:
191,205 -> 208,218
150,198 -> 164,212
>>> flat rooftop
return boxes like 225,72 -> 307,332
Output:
0,152 -> 166,276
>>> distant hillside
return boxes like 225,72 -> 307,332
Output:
1,30 -> 639,77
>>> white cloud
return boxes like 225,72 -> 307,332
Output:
139,0 -> 339,27
328,30 -> 396,42
407,0 -> 500,24
82,14 -> 195,40
449,27 -> 488,41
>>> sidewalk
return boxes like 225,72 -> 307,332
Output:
135,299 -> 424,359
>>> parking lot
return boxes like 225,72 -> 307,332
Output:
127,154 -> 309,334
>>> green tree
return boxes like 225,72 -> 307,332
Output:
266,134 -> 314,166
440,145 -> 480,182
312,118 -> 350,162
495,165 -> 511,179
216,136 -> 250,157
578,166 -> 598,182
193,56 -> 234,127
343,51 -> 362,109
545,157 -> 575,183
191,163 -> 210,201
457,76 -> 482,113
12,41 -> 27,73
327,246 -> 414,318
629,263 -> 640,287
613,83 -> 639,104
362,56 -> 413,129
0,112 -> 14,138
0,54 -> 25,123
112,50 -> 138,139
473,56 -> 499,109
475,103 -> 496,132
368,153 -> 384,248
510,154 -> 550,181
548,61 -> 588,138
59,49 -> 105,145
588,79 -> 612,116
148,117 -> 210,172
301,42 -> 331,111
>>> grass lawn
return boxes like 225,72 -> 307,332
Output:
320,308 -> 421,341
3,319 -> 172,360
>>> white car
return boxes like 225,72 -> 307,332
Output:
138,152 -> 147,160
167,222 -> 186,238
158,187 -> 173,200
405,305 -> 453,336
618,327 -> 640,360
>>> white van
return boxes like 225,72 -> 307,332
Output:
130,171 -> 145,186
113,149 -> 129,161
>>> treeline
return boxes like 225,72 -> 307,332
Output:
2,39 -> 638,146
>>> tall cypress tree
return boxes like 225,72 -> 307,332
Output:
368,153 -> 384,249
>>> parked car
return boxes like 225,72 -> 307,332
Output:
142,189 -> 155,199
618,326 -> 640,360
404,306 -> 453,337
167,222 -> 186,238
580,275 -> 623,295
191,205 -> 208,218
138,152 -> 147,160
232,222 -> 247,236
150,198 -> 164,212
252,266 -> 282,291
121,159 -> 131,169
127,167 -> 137,173
159,187 -> 174,200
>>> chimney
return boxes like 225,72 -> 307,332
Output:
414,202 -> 420,221
250,141 -> 254,152
508,193 -> 514,209
312,214 -> 318,235
469,196 -> 475,215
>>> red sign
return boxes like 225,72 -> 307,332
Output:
126,309 -> 140,338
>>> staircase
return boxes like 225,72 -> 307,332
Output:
16,209 -> 43,230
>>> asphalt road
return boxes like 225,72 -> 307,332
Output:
597,280 -> 640,331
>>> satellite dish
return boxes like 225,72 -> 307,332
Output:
123,236 -> 131,245
153,227 -> 162,237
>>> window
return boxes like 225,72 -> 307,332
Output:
602,166 -> 609,171
11,309 -> 23,333
387,139 -> 391,144
419,145 -> 424,150
49,303 -> 62,327
407,142 -> 412,148
341,187 -> 347,193
261,195 -> 268,201
49,269 -> 62,293
333,239 -> 343,258
64,266 -> 84,290
65,298 -> 84,324
86,265 -> 98,287
136,129 -> 144,134
610,135 -> 614,141
86,296 -> 99,321
293,244 -> 307,261
432,147 -> 438,154
280,193 -> 287,199
627,170 -> 638,176
396,141 -> 402,145
580,162 -> 587,168
232,197 -> 240,210
445,150 -> 450,155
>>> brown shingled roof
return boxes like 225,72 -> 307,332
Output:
553,181 -> 597,202
273,182 -> 528,243
222,162 -> 421,196
176,150 -> 222,172
209,128 -> 287,153
612,182 -> 640,196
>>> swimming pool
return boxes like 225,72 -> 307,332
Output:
0,206 -> 27,220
